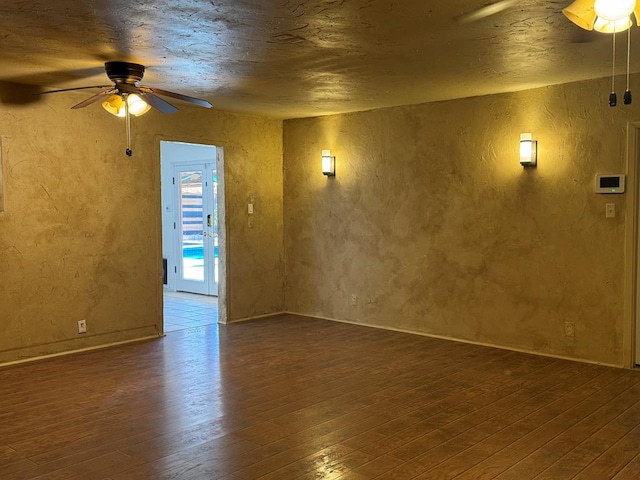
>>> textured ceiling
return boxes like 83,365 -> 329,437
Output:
0,0 -> 631,118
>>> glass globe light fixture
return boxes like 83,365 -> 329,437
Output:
101,93 -> 150,117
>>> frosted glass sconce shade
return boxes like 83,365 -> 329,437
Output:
520,133 -> 537,167
322,149 -> 335,176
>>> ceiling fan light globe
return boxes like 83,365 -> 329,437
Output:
634,4 -> 640,24
562,0 -> 598,30
594,0 -> 636,20
594,15 -> 633,31
127,94 -> 151,116
102,94 -> 126,117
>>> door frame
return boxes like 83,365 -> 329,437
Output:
624,122 -> 639,368
159,139 -> 228,324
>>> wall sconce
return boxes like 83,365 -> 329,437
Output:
322,149 -> 336,176
519,133 -> 537,167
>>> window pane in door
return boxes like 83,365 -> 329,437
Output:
179,171 -> 204,282
213,170 -> 219,284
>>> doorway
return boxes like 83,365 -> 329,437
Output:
161,141 -> 220,297
630,123 -> 640,367
636,127 -> 640,365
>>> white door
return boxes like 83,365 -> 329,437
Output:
173,163 -> 219,295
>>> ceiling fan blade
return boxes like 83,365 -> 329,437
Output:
37,85 -> 111,95
457,0 -> 516,23
115,83 -> 177,113
71,88 -> 116,109
142,86 -> 212,109
139,91 -> 179,114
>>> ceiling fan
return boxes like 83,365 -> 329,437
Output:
40,61 -> 213,156
40,61 -> 212,114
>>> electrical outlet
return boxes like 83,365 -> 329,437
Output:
350,294 -> 358,306
564,321 -> 574,337
78,320 -> 87,334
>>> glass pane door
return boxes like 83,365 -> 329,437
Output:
174,163 -> 218,295
180,170 -> 204,282
212,170 -> 219,294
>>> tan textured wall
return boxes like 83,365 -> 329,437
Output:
283,76 -> 632,367
0,91 -> 283,364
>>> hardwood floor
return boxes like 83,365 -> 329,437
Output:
1,314 -> 639,479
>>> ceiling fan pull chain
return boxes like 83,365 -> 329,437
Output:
624,27 -> 632,105
125,94 -> 133,157
610,31 -> 617,107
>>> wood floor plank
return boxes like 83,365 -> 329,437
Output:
403,366 -> 613,471
356,358 -> 575,460
0,458 -> 38,477
0,314 -> 639,480
348,455 -> 405,478
494,379 -> 640,480
107,434 -> 257,480
411,368 -> 623,479
532,397 -> 640,479
612,453 -> 640,479
31,451 -> 131,480
572,423 -> 640,480
255,444 -> 372,479
453,375 -> 640,480
0,445 -> 26,469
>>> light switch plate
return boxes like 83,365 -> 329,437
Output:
605,203 -> 615,218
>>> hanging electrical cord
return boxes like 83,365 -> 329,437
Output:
610,31 -> 617,107
625,26 -> 632,104
125,94 -> 133,157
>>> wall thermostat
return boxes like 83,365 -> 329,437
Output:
596,174 -> 625,194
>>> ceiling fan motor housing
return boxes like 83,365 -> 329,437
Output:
105,61 -> 145,84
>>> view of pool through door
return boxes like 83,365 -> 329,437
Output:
161,141 -> 221,300
174,163 -> 218,295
